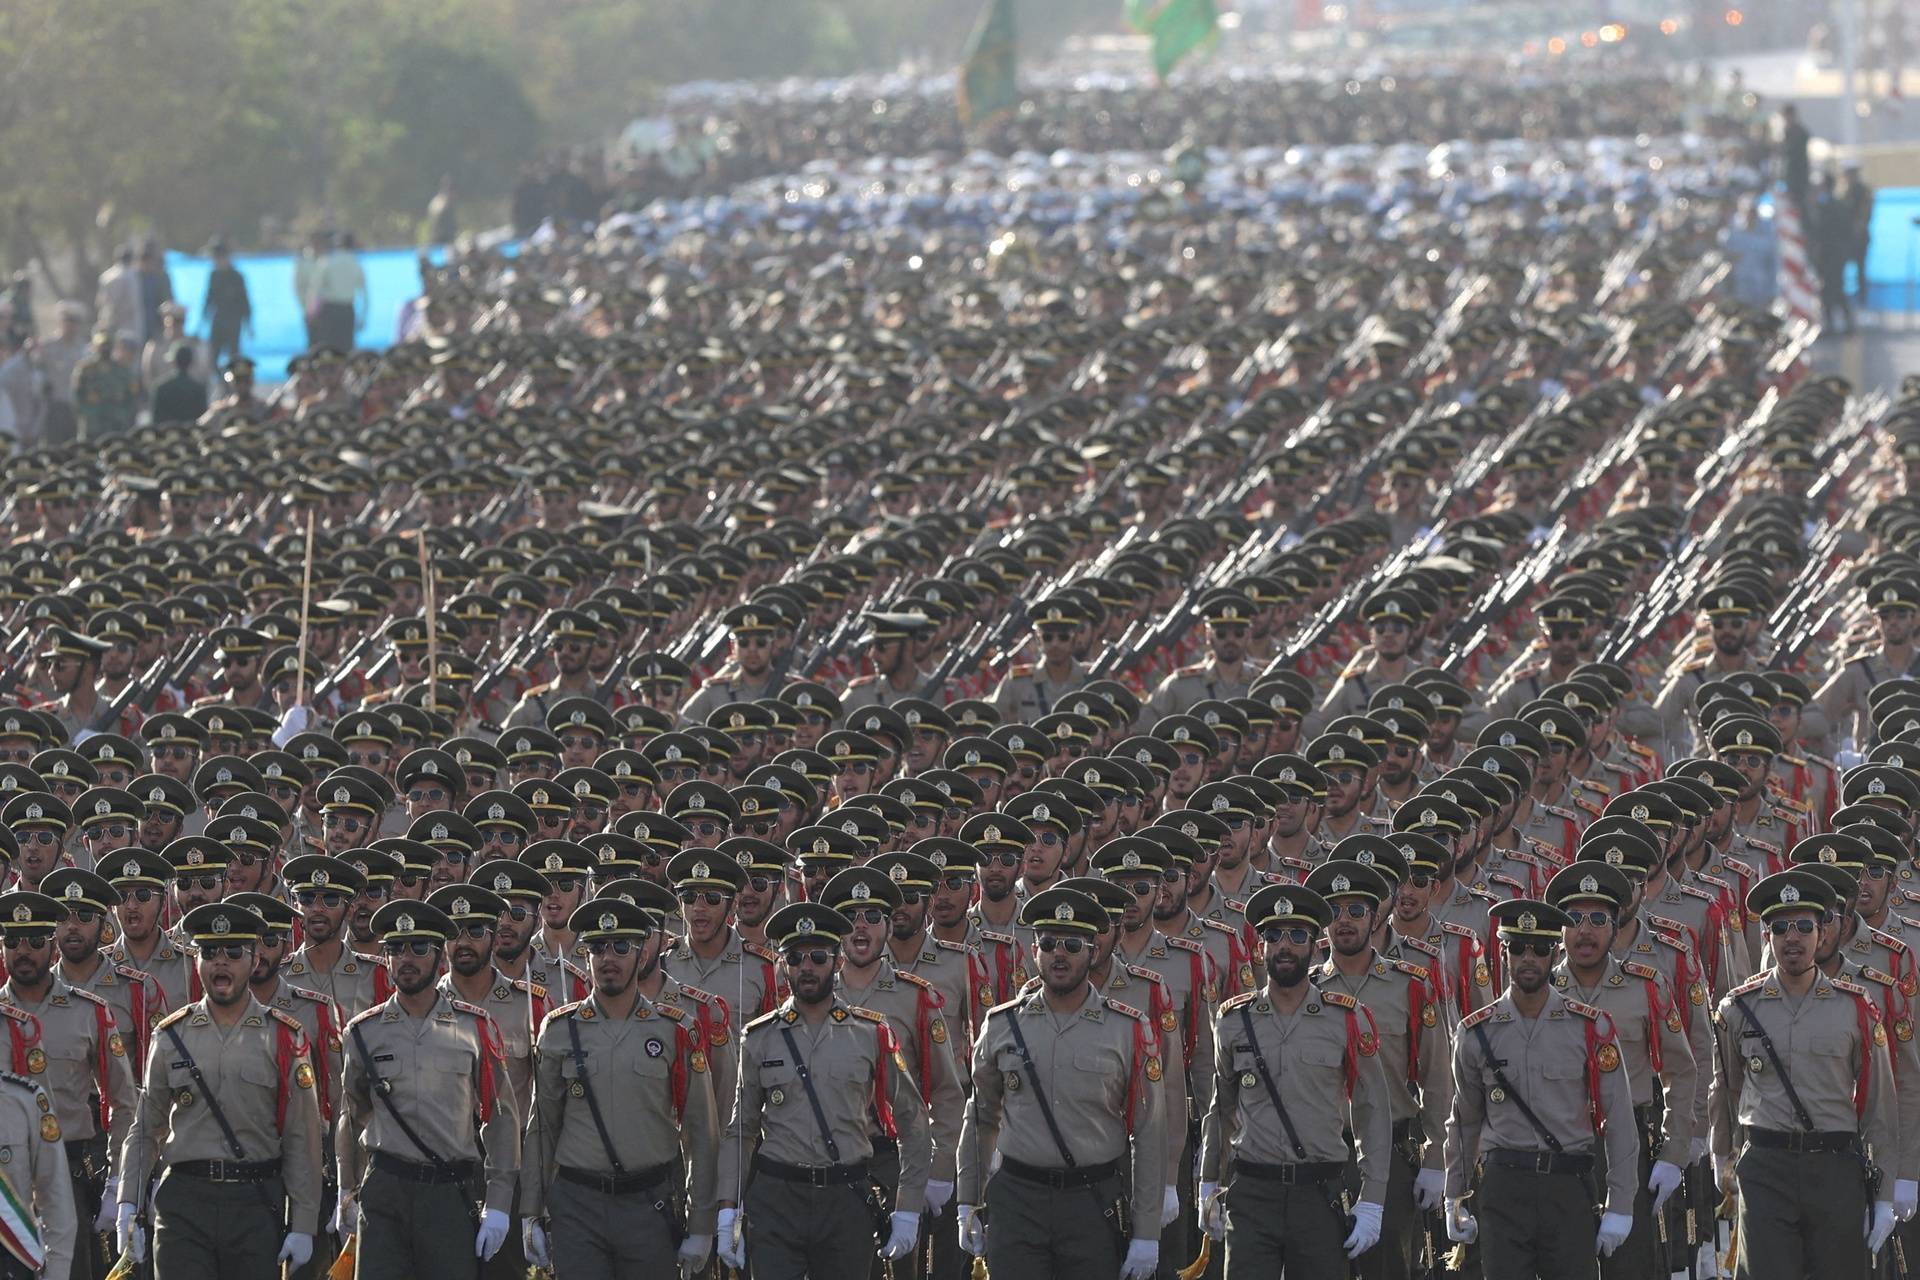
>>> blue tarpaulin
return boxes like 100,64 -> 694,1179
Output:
1863,186 -> 1920,313
163,245 -> 440,383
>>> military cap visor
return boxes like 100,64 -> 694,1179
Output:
1490,899 -> 1572,938
370,899 -> 455,942
1246,884 -> 1333,931
1020,885 -> 1111,935
179,902 -> 265,944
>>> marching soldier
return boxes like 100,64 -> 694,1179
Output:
520,895 -> 718,1279
0,889 -> 137,1280
0,1067 -> 75,1280
41,869 -> 164,1080
102,848 -> 199,1015
991,599 -> 1095,723
113,902 -> 324,1280
1542,862 -> 1698,1280
1144,592 -> 1260,724
716,902 -> 930,1279
1710,870 -> 1899,1277
680,604 -> 788,724
1198,882 -> 1392,1277
1442,899 -> 1639,1280
283,855 -> 385,1023
1304,859 -> 1452,1280
336,900 -> 520,1280
954,884 -> 1167,1280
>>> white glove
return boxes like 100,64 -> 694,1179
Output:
925,1179 -> 954,1216
115,1203 -> 145,1263
523,1219 -> 551,1269
1198,1181 -> 1224,1241
1647,1160 -> 1684,1212
1119,1237 -> 1160,1280
1445,1198 -> 1477,1244
474,1208 -> 509,1260
94,1180 -> 118,1233
1596,1211 -> 1634,1256
1413,1168 -> 1445,1212
882,1211 -> 919,1259
1160,1184 -> 1180,1227
1689,1136 -> 1709,1164
717,1208 -> 747,1269
1897,1179 -> 1919,1222
272,704 -> 312,747
678,1233 -> 714,1275
332,1196 -> 357,1237
1343,1201 -> 1384,1259
1869,1200 -> 1897,1254
957,1205 -> 987,1256
277,1233 -> 313,1268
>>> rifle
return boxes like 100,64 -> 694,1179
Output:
311,628 -> 381,706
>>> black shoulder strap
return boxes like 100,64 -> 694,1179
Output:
1469,1020 -> 1564,1154
1237,1004 -> 1308,1162
1004,1008 -> 1079,1169
566,1011 -> 625,1175
162,1023 -> 247,1162
349,1021 -> 454,1172
777,1024 -> 841,1166
1730,991 -> 1815,1131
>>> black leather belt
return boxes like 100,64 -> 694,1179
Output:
558,1162 -> 673,1195
1483,1148 -> 1594,1176
1234,1160 -> 1345,1185
1741,1127 -> 1859,1153
1000,1156 -> 1119,1188
1391,1118 -> 1422,1144
754,1155 -> 871,1187
172,1159 -> 280,1184
371,1151 -> 475,1184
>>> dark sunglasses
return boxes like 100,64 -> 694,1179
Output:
1503,937 -> 1556,956
782,947 -> 835,967
1769,918 -> 1818,936
203,943 -> 251,961
296,890 -> 348,909
2,933 -> 51,950
383,939 -> 439,956
587,937 -> 642,955
1036,935 -> 1086,954
1564,909 -> 1613,929
678,889 -> 729,907
1259,926 -> 1312,946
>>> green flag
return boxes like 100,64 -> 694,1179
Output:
958,0 -> 1018,128
1128,0 -> 1218,82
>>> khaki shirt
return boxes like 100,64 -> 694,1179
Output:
1841,958 -> 1920,1182
665,931 -> 780,1032
338,990 -> 521,1213
957,984 -> 1166,1233
721,997 -> 933,1212
680,668 -> 779,726
1552,956 -> 1698,1165
964,912 -> 1035,1007
1443,988 -> 1640,1215
105,935 -> 198,1015
991,661 -> 1092,724
61,956 -> 165,1074
119,996 -> 325,1234
1113,929 -> 1220,1125
1144,660 -> 1255,724
0,978 -> 137,1162
1709,968 -> 1898,1171
438,969 -> 547,1126
255,978 -> 344,1126
520,989 -> 718,1230
894,933 -> 986,1070
286,943 -> 384,1024
0,1072 -> 75,1279
838,961 -> 965,1182
1199,983 -> 1394,1204
653,973 -> 735,1136
1316,953 -> 1454,1170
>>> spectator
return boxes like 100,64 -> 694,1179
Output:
1723,197 -> 1778,307
37,300 -> 88,445
294,229 -> 331,348
1839,160 -> 1875,304
150,344 -> 208,424
94,246 -> 139,342
0,328 -> 41,449
141,302 -> 204,395
201,237 -> 252,369
423,175 -> 459,246
71,329 -> 140,441
1779,104 -> 1811,212
135,239 -> 174,343
1811,171 -> 1855,335
310,231 -> 367,351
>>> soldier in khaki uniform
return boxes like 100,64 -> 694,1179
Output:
520,895 -> 719,1280
1442,899 -> 1639,1280
1543,862 -> 1698,1280
1304,860 -> 1452,1280
0,889 -> 138,1280
1144,592 -> 1260,724
1810,578 -> 1920,753
716,902 -> 930,1279
336,900 -> 520,1280
679,604 -> 787,725
822,865 -> 965,1271
43,869 -> 164,1079
663,849 -> 782,1038
0,1067 -> 76,1280
283,855 -> 385,1023
1710,870 -> 1900,1278
955,885 -> 1167,1280
103,849 -> 199,1015
114,903 -> 324,1280
990,599 -> 1094,723
1196,882 -> 1391,1278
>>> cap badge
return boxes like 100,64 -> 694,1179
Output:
1781,885 -> 1801,904
1330,874 -> 1351,893
396,913 -> 415,933
1518,912 -> 1537,932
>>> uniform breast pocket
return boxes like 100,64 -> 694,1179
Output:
994,1048 -> 1024,1076
236,1055 -> 279,1092
1298,1045 -> 1342,1071
1229,1044 -> 1258,1075
631,1043 -> 672,1079
1541,1060 -> 1583,1083
757,1062 -> 798,1092
428,1046 -> 475,1081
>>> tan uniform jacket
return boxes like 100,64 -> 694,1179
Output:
0,1072 -> 75,1278
0,978 -> 137,1166
1316,953 -> 1454,1170
520,989 -> 718,1230
838,962 -> 965,1183
119,996 -> 325,1233
1552,956 -> 1698,1164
